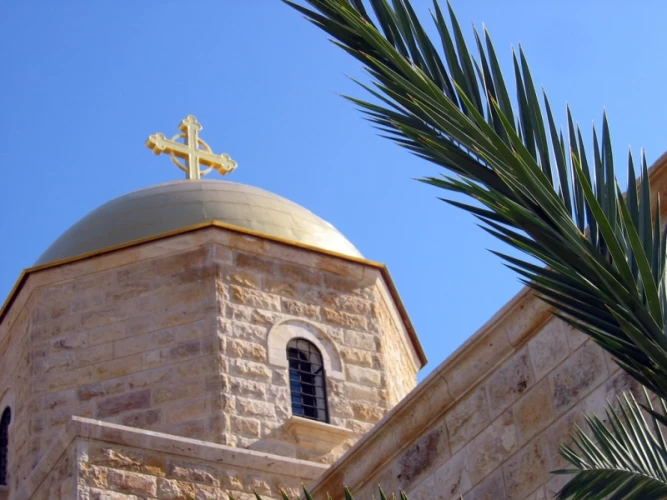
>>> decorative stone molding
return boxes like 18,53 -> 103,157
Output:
267,319 -> 344,379
283,416 -> 356,453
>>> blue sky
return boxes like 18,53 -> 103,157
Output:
1,1 -> 666,381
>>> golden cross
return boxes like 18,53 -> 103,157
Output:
146,115 -> 237,180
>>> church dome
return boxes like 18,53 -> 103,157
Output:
36,180 -> 362,266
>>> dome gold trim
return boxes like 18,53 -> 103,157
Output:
0,221 -> 427,367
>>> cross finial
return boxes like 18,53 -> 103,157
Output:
146,115 -> 237,180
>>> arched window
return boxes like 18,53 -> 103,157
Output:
0,407 -> 10,486
287,339 -> 328,422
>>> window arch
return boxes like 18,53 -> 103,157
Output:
0,407 -> 10,486
287,339 -> 329,423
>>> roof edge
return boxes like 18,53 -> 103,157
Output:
0,220 -> 427,367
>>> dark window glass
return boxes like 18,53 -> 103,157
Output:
286,339 -> 328,422
0,407 -> 10,486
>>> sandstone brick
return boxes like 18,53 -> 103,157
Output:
251,308 -> 284,326
165,397 -> 210,424
153,380 -> 205,405
339,296 -> 372,316
230,378 -> 268,399
528,319 -> 570,380
94,354 -> 143,381
232,415 -> 261,437
329,397 -> 355,418
77,343 -> 114,367
343,330 -> 375,351
264,277 -> 298,298
323,274 -> 367,296
346,383 -> 385,405
445,386 -> 490,453
503,437 -> 550,499
341,347 -> 373,367
549,341 -> 608,413
226,338 -> 267,361
51,331 -> 89,351
157,478 -> 196,500
80,463 -> 108,488
466,411 -> 518,484
347,365 -> 381,387
323,308 -> 368,330
235,252 -> 275,273
225,303 -> 253,322
48,366 -> 94,391
514,378 -> 556,444
278,262 -> 322,286
156,247 -> 209,276
121,409 -> 161,428
231,285 -> 280,311
97,390 -> 150,418
351,402 -> 384,422
485,348 -> 535,418
224,270 -> 261,288
144,455 -> 167,477
281,298 -> 321,321
466,468 -> 508,500
231,358 -> 272,381
433,450 -> 471,498
106,469 -> 157,497
168,460 -> 219,485
91,447 -> 142,471
237,397 -> 275,417
396,424 -> 449,490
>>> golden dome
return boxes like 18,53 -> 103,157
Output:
36,180 -> 362,265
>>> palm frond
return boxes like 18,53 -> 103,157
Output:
283,0 -> 667,406
555,392 -> 667,499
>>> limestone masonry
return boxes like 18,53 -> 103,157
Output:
1,152 -> 666,499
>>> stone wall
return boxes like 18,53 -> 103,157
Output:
0,225 -> 423,493
19,416 -> 327,500
311,296 -> 641,499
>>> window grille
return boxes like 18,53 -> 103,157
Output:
0,407 -> 10,486
287,339 -> 328,423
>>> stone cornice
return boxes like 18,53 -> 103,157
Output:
15,416 -> 328,500
309,150 -> 667,495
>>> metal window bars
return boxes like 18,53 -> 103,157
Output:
287,338 -> 329,423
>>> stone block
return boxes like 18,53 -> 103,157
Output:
230,378 -> 268,399
339,296 -> 372,316
121,409 -> 161,428
396,423 -> 449,491
105,469 -> 157,497
281,298 -> 321,321
224,269 -> 261,289
485,347 -> 535,418
347,365 -> 382,387
549,341 -> 609,413
156,477 -> 196,499
466,410 -> 518,485
231,415 -> 261,437
226,338 -> 267,361
264,277 -> 298,299
323,308 -> 368,331
346,383 -> 385,405
445,386 -> 490,453
343,330 -> 376,351
340,347 -> 373,367
77,343 -> 114,367
90,447 -> 142,471
502,437 -> 550,499
237,397 -> 275,417
528,318 -> 571,380
168,460 -> 219,485
235,252 -> 275,274
351,402 -> 385,422
97,390 -> 151,418
230,285 -> 280,312
513,378 -> 556,444
433,450 -> 471,499
278,262 -> 322,286
464,468 -> 507,500
153,380 -> 205,405
231,358 -> 272,381
94,354 -> 143,381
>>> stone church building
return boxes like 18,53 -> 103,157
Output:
1,117 -> 666,499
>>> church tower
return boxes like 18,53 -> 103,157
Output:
0,116 -> 425,498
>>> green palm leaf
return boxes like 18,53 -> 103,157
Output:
285,0 -> 667,496
555,392 -> 667,499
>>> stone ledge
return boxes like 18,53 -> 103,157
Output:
15,416 -> 328,500
284,416 -> 356,450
